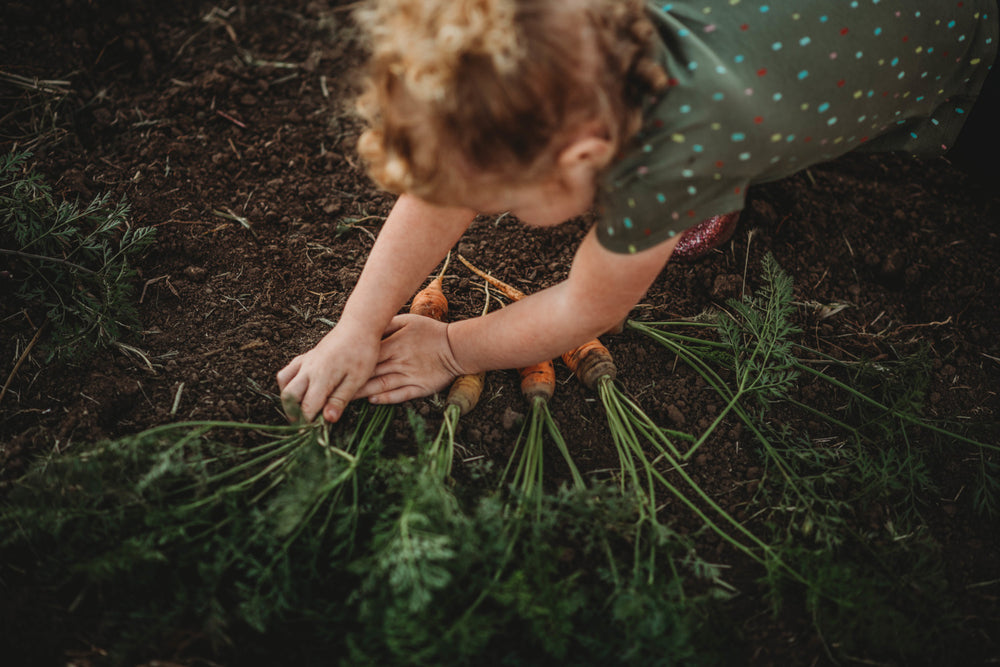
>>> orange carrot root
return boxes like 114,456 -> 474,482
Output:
446,371 -> 486,416
562,339 -> 617,390
409,255 -> 451,321
409,276 -> 448,321
458,255 -> 526,301
518,360 -> 556,404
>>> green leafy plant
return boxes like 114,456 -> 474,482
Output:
0,149 -> 156,358
630,252 -> 998,661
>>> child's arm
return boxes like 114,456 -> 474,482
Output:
355,225 -> 681,404
277,193 -> 475,422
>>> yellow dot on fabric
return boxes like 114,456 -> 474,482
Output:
711,122 -> 722,131
704,6 -> 712,14
915,47 -> 923,53
628,197 -> 636,207
713,173 -> 722,180
939,89 -> 945,94
729,0 -> 741,5
853,90 -> 863,99
833,137 -> 844,144
771,133 -> 782,142
628,244 -> 637,254
971,58 -> 982,65
903,91 -> 910,98
878,59 -> 885,66
801,103 -> 810,110
672,133 -> 686,143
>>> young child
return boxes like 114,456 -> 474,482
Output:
278,0 -> 998,423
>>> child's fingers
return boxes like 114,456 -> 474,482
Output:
353,371 -> 400,400
322,375 -> 366,423
366,380 -> 425,407
276,356 -> 302,391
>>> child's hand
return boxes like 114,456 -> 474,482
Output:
354,314 -> 466,405
276,323 -> 380,423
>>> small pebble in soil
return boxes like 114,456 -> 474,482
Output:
184,265 -> 207,282
502,407 -> 524,431
666,404 -> 686,426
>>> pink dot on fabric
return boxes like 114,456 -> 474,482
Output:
637,165 -> 649,175
830,52 -> 838,59
745,88 -> 754,95
705,24 -> 717,32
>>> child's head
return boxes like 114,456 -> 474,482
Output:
354,0 -> 668,207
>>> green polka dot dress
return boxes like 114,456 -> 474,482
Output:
597,0 -> 999,254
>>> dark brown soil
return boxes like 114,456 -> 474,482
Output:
2,1 -> 998,665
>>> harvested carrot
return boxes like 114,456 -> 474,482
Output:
409,253 -> 451,321
562,338 -> 617,390
458,254 -> 526,301
445,371 -> 486,417
518,360 -> 555,404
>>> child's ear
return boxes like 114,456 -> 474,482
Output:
557,135 -> 615,172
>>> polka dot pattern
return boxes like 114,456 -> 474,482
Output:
598,0 -> 999,254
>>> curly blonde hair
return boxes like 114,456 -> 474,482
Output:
354,0 -> 668,203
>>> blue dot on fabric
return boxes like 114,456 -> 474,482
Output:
682,169 -> 694,178
772,42 -> 783,51
657,193 -> 666,203
956,108 -> 965,114
948,20 -> 956,29
687,185 -> 697,195
607,226 -> 615,235
786,134 -> 796,141
928,47 -> 935,53
931,118 -> 940,126
678,28 -> 690,37
828,117 -> 838,125
874,27 -> 882,36
773,92 -> 783,101
819,15 -> 828,23
688,61 -> 698,71
739,152 -> 752,160
898,71 -> 905,79
693,144 -> 704,152
856,50 -> 864,58
891,57 -> 899,66
910,132 -> 918,139
731,132 -> 746,141
680,104 -> 692,113
624,217 -> 633,228
735,54 -> 745,63
713,92 -> 725,101
800,37 -> 812,46
760,5 -> 770,13
662,3 -> 673,10
798,70 -> 809,80
818,102 -> 830,112
716,65 -> 727,74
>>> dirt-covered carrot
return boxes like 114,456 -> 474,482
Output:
426,280 -> 491,479
504,358 -> 583,510
562,338 -> 617,390
518,360 -> 555,403
444,371 -> 486,417
457,254 -> 526,301
409,253 -> 451,320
